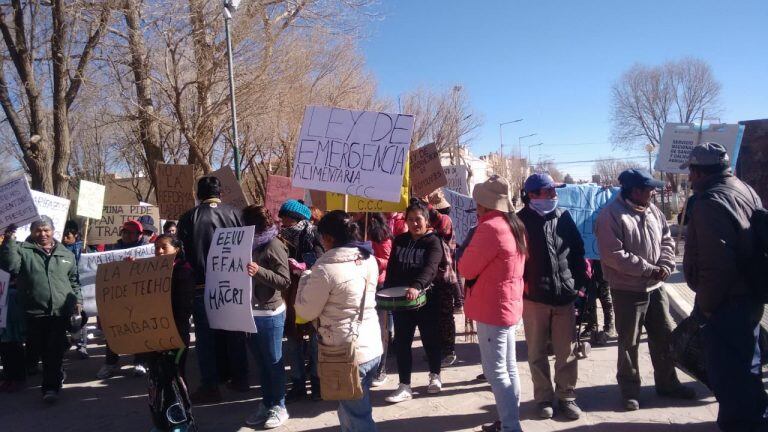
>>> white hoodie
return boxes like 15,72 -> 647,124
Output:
295,246 -> 383,364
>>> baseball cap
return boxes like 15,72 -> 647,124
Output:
121,220 -> 143,234
680,142 -> 730,169
618,169 -> 665,189
137,215 -> 157,234
523,173 -> 565,193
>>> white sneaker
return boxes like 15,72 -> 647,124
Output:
96,364 -> 118,379
385,383 -> 413,403
264,406 -> 289,429
245,404 -> 269,426
133,364 -> 147,377
441,353 -> 457,368
427,373 -> 442,394
371,373 -> 388,388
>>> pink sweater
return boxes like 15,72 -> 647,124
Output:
458,210 -> 526,327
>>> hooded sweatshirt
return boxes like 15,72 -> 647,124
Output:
383,231 -> 443,292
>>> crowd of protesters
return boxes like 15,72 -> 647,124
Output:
0,142 -> 765,432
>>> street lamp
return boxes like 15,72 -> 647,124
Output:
224,0 -> 242,180
518,133 -> 537,159
528,142 -> 543,166
645,143 -> 655,172
499,119 -> 523,176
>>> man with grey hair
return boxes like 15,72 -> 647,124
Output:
1,216 -> 81,404
682,142 -> 767,432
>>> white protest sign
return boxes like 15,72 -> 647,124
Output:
0,269 -> 9,329
79,244 -> 155,316
15,191 -> 71,241
76,180 -> 106,219
291,105 -> 414,202
443,188 -> 477,247
443,165 -> 470,195
0,177 -> 39,232
655,123 -> 745,174
205,226 -> 257,333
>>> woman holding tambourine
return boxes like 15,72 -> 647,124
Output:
381,199 -> 445,404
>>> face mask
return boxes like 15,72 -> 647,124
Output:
529,198 -> 558,216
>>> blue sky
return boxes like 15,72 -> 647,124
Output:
361,0 -> 768,179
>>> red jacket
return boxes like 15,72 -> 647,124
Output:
458,210 -> 526,327
372,238 -> 392,286
387,213 -> 408,237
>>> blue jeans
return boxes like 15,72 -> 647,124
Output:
702,300 -> 768,432
249,312 -> 287,409
338,356 -> 380,432
192,293 -> 217,388
477,322 -> 522,432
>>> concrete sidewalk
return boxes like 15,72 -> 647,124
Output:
1,313 -> 719,432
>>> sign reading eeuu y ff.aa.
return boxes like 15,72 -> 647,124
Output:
291,106 -> 415,202
205,226 -> 257,333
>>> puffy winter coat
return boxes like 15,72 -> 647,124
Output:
458,210 -> 526,327
294,246 -> 383,364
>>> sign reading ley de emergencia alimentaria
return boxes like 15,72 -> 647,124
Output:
291,106 -> 415,203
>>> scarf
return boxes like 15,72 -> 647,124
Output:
253,225 -> 278,250
280,219 -> 310,249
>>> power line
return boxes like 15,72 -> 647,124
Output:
552,155 -> 650,166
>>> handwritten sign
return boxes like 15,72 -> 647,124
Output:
291,105 -> 414,202
15,191 -> 71,241
0,270 -> 9,329
0,177 -> 39,232
443,189 -> 477,246
324,156 -> 411,212
410,143 -> 447,197
265,175 -> 305,221
656,123 -> 745,174
79,245 -> 155,316
205,226 -> 256,333
95,254 -> 183,354
155,164 -> 196,220
86,205 -> 160,245
557,185 -> 619,259
209,166 -> 249,210
76,180 -> 106,219
443,165 -> 470,195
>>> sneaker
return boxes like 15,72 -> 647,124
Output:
245,404 -> 269,427
558,399 -> 582,420
657,385 -> 696,400
42,390 -> 58,404
96,364 -> 119,379
76,345 -> 89,359
480,420 -> 501,432
624,398 -> 640,411
372,373 -> 388,388
441,353 -> 457,368
264,406 -> 289,429
190,386 -> 223,405
427,373 -> 442,394
133,364 -> 147,377
538,401 -> 554,419
385,383 -> 413,403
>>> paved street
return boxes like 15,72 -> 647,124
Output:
1,309 -> 718,432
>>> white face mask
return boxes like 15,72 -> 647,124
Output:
529,198 -> 558,216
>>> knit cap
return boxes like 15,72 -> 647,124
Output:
278,199 -> 311,221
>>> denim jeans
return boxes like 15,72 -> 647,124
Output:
338,356 -> 380,432
703,300 -> 768,432
477,322 -> 522,432
249,312 -> 287,409
192,292 -> 217,387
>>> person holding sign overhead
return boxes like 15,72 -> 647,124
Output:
1,216 -> 82,404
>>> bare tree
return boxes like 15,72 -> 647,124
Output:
534,159 -> 564,182
592,158 -> 643,185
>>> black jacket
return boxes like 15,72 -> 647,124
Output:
177,200 -> 243,286
517,206 -> 587,306
384,231 -> 443,293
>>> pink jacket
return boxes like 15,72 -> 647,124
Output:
458,210 -> 526,327
372,238 -> 392,286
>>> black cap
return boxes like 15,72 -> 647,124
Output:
618,169 -> 665,189
680,142 -> 730,169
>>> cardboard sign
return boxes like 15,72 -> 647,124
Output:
15,191 -> 71,241
205,226 -> 257,333
291,105 -> 414,202
443,165 -> 470,195
0,269 -> 9,329
557,185 -> 619,259
265,175 -> 305,221
443,189 -> 477,247
320,157 -> 410,213
95,254 -> 183,354
656,123 -> 745,174
155,164 -> 196,220
0,177 -> 39,232
209,166 -> 249,210
86,205 -> 161,245
76,180 -> 106,219
80,245 -> 156,316
410,143 -> 447,197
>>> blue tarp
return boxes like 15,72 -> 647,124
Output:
557,185 -> 620,259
